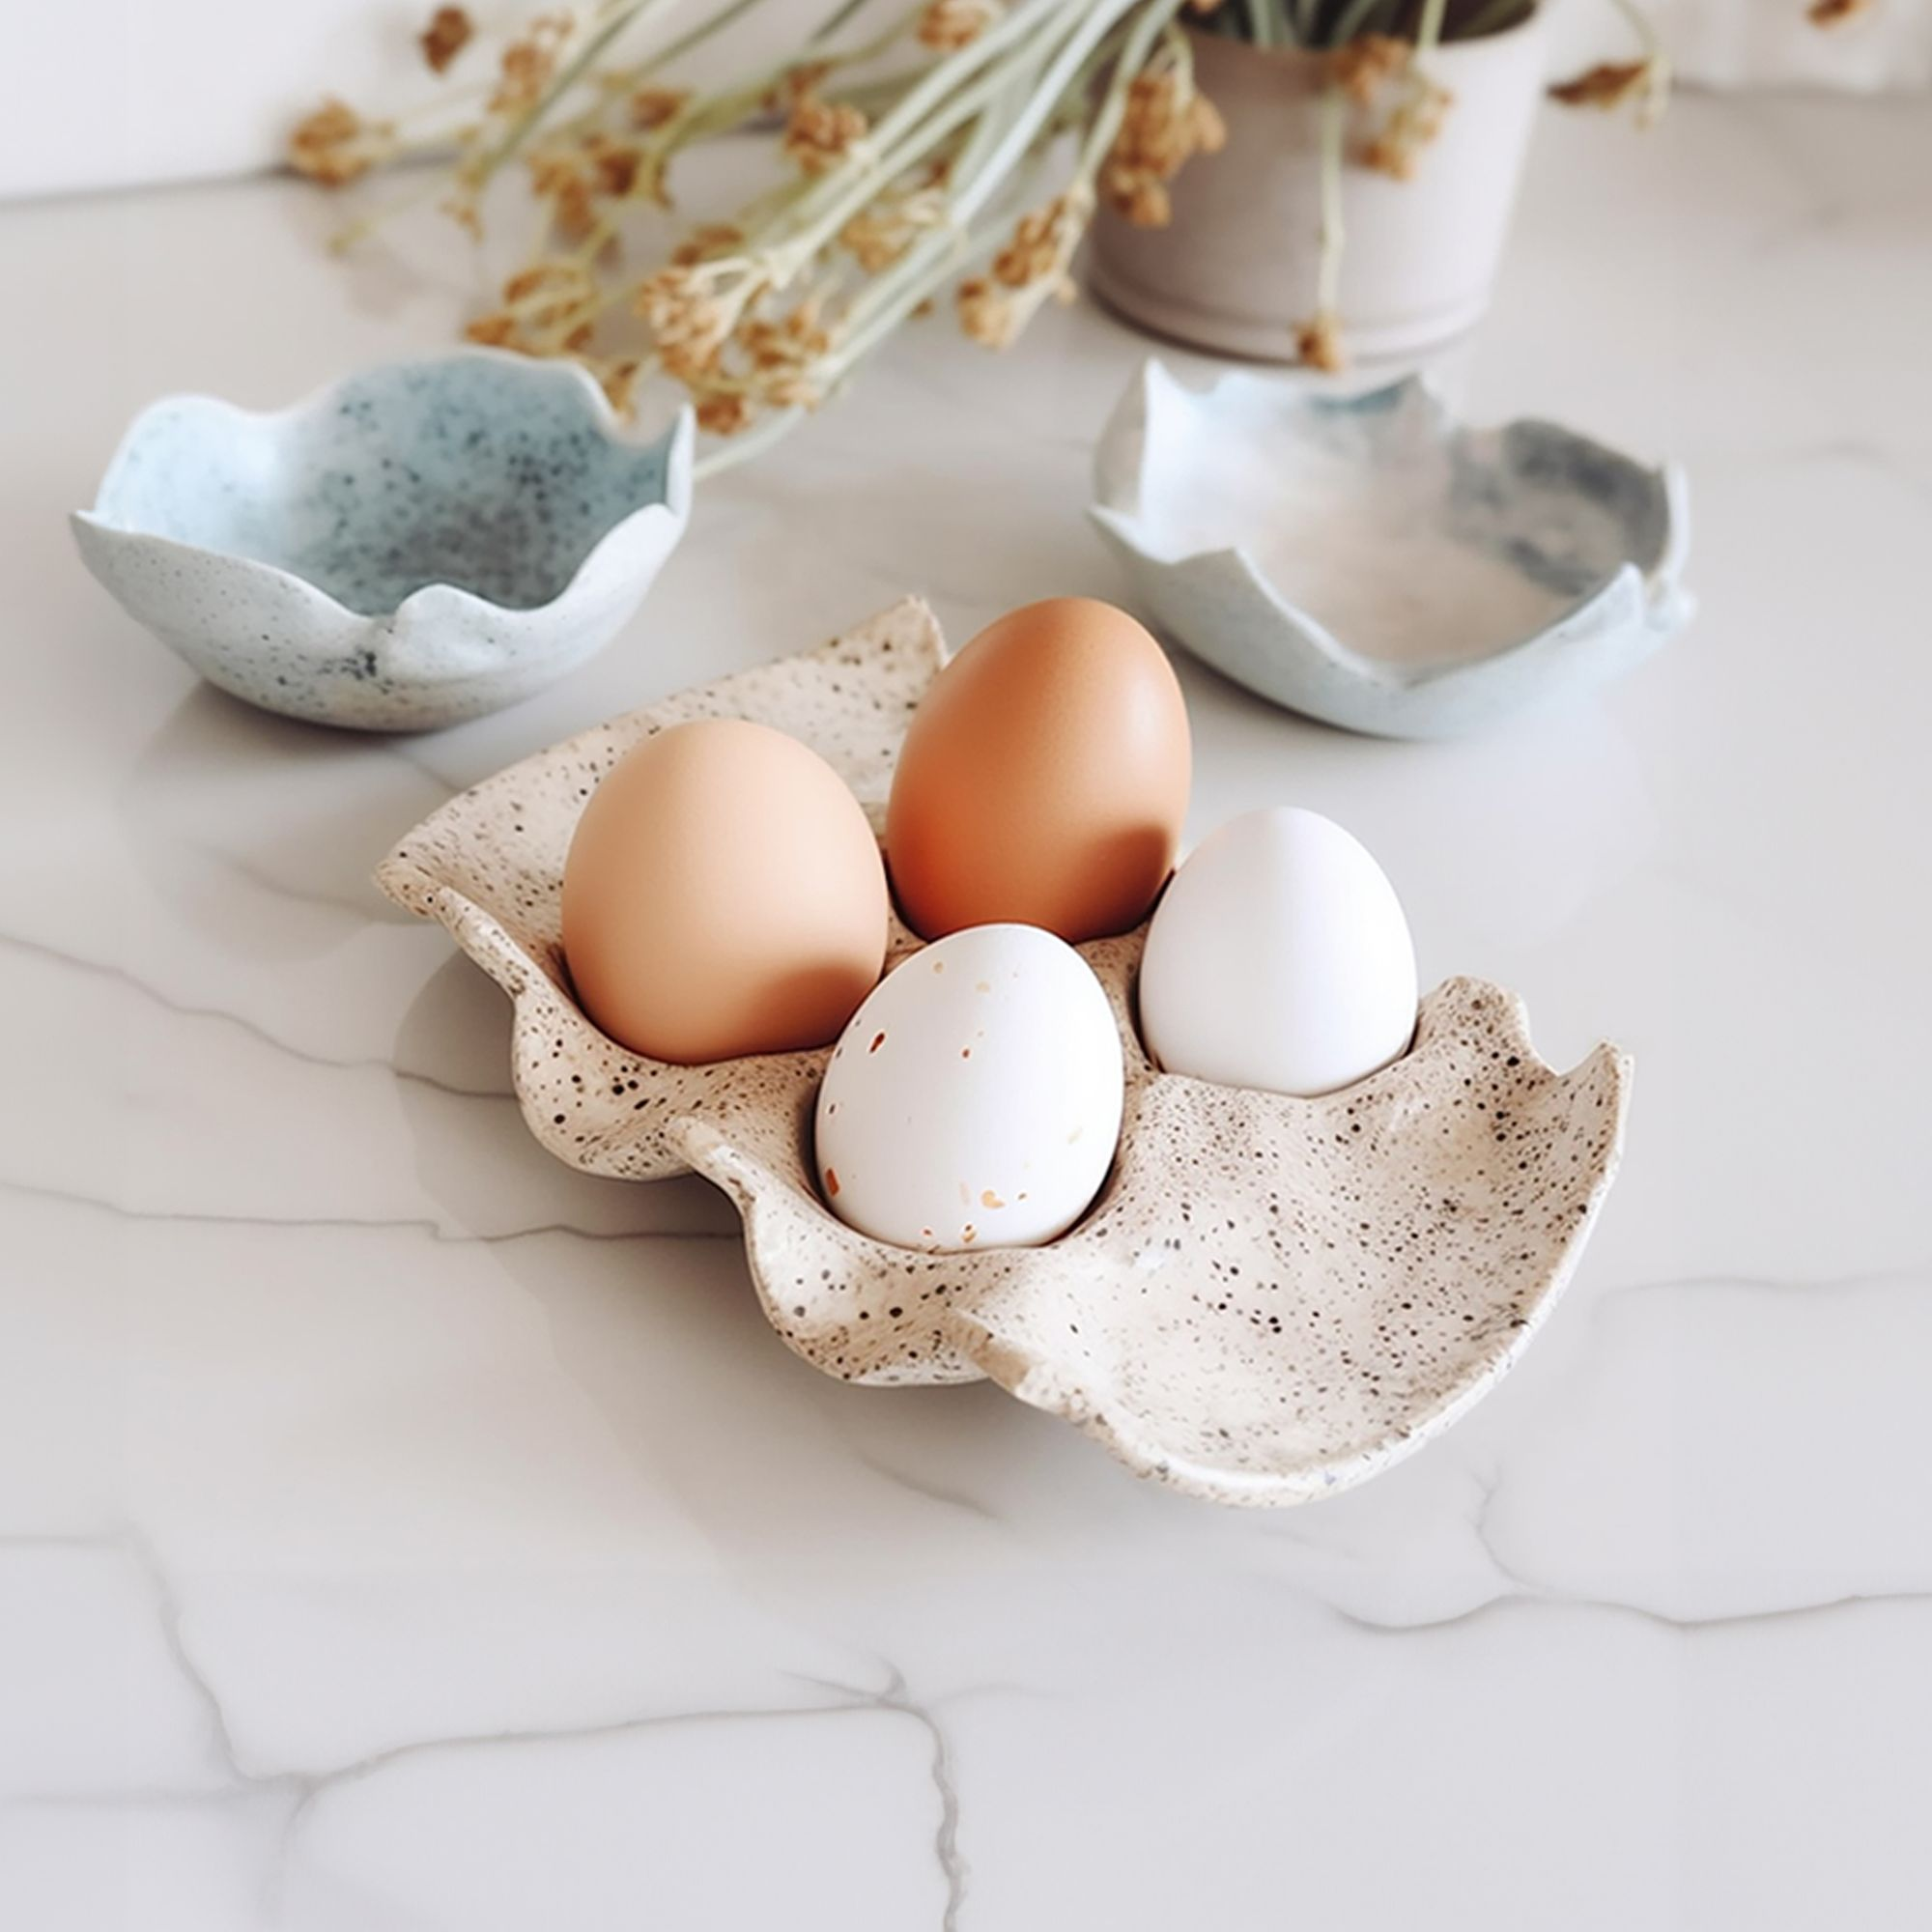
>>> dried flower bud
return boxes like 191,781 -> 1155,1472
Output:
1359,71 -> 1453,179
728,297 -> 833,412
956,277 -> 1018,349
599,358 -> 643,416
783,94 -> 868,176
840,209 -> 910,272
498,258 -> 596,338
1190,93 -> 1227,156
289,99 -> 396,187
1101,68 -> 1225,225
493,12 -> 574,114
502,260 -> 584,302
628,86 -> 688,130
1328,34 -> 1408,105
918,0 -> 1002,51
1101,163 -> 1172,228
584,134 -> 644,199
958,190 -> 1090,351
993,205 -> 1069,286
526,146 -> 598,239
636,260 -> 763,380
420,6 -> 473,75
670,223 -> 745,268
465,312 -> 524,348
441,188 -> 483,238
767,62 -> 831,111
696,393 -> 755,436
1294,310 -> 1347,374
1548,58 -> 1662,122
841,186 -> 946,272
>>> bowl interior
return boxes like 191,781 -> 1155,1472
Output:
95,358 -> 673,616
1133,381 -> 1674,668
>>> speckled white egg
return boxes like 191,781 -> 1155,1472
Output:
814,923 -> 1124,1252
1140,807 -> 1418,1097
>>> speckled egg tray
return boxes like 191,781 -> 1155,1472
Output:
378,597 -> 1632,1506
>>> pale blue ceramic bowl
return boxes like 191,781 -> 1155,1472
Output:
1091,361 -> 1690,740
73,350 -> 694,732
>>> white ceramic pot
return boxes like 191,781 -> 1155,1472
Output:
1089,14 -> 1547,362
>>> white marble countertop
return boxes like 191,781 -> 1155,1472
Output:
4,91 -> 1930,1929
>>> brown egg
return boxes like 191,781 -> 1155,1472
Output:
561,719 -> 888,1065
886,598 -> 1191,943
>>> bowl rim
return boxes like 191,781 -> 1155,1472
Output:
71,346 -> 696,633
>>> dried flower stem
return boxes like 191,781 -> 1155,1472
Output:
470,0 -> 669,190
953,0 -> 1151,222
1314,78 -> 1345,315
721,0 -> 1169,448
309,0 -> 1483,455
758,0 -> 1087,281
1606,0 -> 1671,117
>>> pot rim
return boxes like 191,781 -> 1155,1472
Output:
1181,5 -> 1545,70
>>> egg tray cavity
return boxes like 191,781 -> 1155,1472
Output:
378,597 -> 1631,1506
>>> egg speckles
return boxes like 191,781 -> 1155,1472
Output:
814,923 -> 1124,1251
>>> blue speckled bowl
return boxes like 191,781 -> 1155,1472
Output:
72,350 -> 694,732
1091,361 -> 1690,740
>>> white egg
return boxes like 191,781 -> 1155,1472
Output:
814,923 -> 1124,1252
1139,807 -> 1417,1097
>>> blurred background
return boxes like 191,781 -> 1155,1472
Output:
5,0 -> 1928,203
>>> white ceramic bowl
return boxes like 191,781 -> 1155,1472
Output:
1091,360 -> 1690,739
72,350 -> 694,732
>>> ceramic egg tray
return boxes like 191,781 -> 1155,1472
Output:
378,598 -> 1632,1505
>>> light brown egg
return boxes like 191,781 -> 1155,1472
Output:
561,719 -> 888,1065
885,597 -> 1192,943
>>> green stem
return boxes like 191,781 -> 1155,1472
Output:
809,0 -> 899,46
950,0 -> 1151,224
1074,0 -> 1187,177
744,0 -> 1073,259
693,402 -> 810,476
469,0 -> 672,187
328,181 -> 438,252
1314,79 -> 1345,314
761,0 -> 1082,272
1606,0 -> 1663,62
818,71 -> 1027,369
1413,0 -> 1447,61
1323,0 -> 1401,45
834,0 -> 1181,380
1606,0 -> 1671,116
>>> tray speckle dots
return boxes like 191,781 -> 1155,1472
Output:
379,597 -> 1632,1505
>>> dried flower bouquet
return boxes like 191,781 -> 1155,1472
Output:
301,0 -> 1850,455
298,0 -> 1233,463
